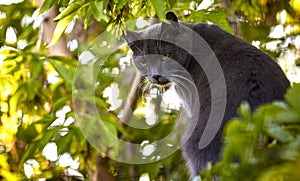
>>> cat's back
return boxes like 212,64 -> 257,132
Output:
190,22 -> 290,107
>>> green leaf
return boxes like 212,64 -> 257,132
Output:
26,80 -> 37,100
89,1 -> 109,22
48,11 -> 76,47
84,11 -> 93,29
139,162 -> 160,180
26,59 -> 43,100
54,2 -> 82,21
238,102 -> 251,121
274,110 -> 299,124
47,55 -> 76,64
258,159 -> 300,181
90,1 -> 102,21
206,10 -> 233,34
56,131 -> 74,155
101,118 -> 118,148
116,0 -> 126,9
188,11 -> 206,22
9,85 -> 25,113
37,126 -> 62,152
266,124 -> 294,143
280,136 -> 300,160
48,59 -> 73,85
39,0 -> 56,14
58,0 -> 70,7
53,94 -> 72,110
19,142 -> 38,166
17,124 -> 39,143
279,0 -> 296,18
285,83 -> 300,110
149,0 -> 166,19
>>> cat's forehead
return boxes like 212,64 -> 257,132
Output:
139,24 -> 162,39
138,23 -> 191,44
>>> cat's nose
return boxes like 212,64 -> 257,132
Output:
150,74 -> 169,85
152,75 -> 161,82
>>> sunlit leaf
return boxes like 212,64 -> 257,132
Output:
17,124 -> 39,143
266,124 -> 294,143
84,11 -> 93,29
39,0 -> 57,14
53,94 -> 72,110
258,159 -> 300,181
48,59 -> 73,85
47,56 -> 77,66
53,2 -> 82,21
285,83 -> 300,110
116,0 -> 127,10
9,86 -> 25,113
30,58 -> 43,79
280,136 -> 300,160
149,0 -> 166,19
56,131 -> 74,154
26,80 -> 37,100
58,0 -> 70,7
238,102 -> 252,122
19,142 -> 38,165
48,11 -> 76,47
37,126 -> 62,152
90,1 -> 103,21
101,116 -> 118,150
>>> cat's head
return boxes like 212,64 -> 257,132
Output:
122,12 -> 194,86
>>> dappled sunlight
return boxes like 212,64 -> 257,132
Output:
5,27 -> 17,44
103,83 -> 123,111
0,114 -> 18,148
278,50 -> 300,83
0,0 -> 299,180
24,159 -> 40,178
0,0 -> 23,5
139,173 -> 150,181
42,142 -> 58,161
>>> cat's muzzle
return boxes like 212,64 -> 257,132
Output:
148,74 -> 170,85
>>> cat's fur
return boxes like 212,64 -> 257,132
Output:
123,12 -> 290,177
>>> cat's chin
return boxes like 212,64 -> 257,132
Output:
151,81 -> 172,88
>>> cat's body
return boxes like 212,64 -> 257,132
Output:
123,12 -> 290,177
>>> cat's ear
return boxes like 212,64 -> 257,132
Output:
166,11 -> 178,23
165,11 -> 181,33
122,30 -> 142,53
122,30 -> 140,44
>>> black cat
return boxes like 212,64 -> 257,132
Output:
123,12 -> 290,177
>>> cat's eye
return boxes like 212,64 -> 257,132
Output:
138,61 -> 147,67
162,53 -> 170,61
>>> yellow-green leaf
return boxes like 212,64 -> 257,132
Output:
39,0 -> 56,14
54,2 -> 82,21
149,0 -> 166,19
48,59 -> 73,84
48,11 -> 76,47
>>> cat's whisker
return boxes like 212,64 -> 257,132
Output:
170,77 -> 195,93
141,81 -> 151,105
161,86 -> 166,94
137,76 -> 147,97
163,70 -> 189,77
171,74 -> 195,87
169,76 -> 197,108
169,70 -> 191,76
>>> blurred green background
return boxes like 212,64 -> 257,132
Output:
0,0 -> 300,180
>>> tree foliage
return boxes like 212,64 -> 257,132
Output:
200,84 -> 300,180
0,0 -> 299,180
